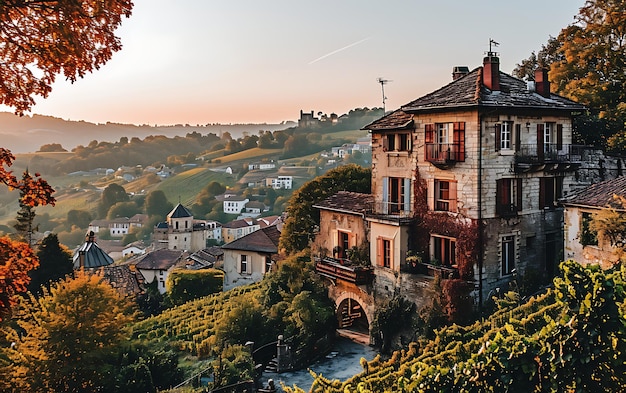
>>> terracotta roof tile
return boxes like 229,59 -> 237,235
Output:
400,68 -> 585,113
563,176 -> 626,210
135,249 -> 184,270
363,109 -> 413,132
313,191 -> 374,215
221,226 -> 281,253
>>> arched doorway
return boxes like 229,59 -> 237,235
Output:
336,297 -> 369,334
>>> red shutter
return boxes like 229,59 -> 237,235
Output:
495,124 -> 501,151
453,122 -> 465,161
515,124 -> 521,152
449,181 -> 457,212
537,124 -> 545,159
425,124 -> 434,161
556,124 -> 563,150
425,124 -> 434,143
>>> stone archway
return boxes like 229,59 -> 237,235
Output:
334,291 -> 373,335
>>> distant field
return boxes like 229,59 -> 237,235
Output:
37,188 -> 101,221
156,168 -> 236,206
211,147 -> 283,164
326,129 -> 369,140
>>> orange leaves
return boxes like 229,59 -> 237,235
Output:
0,237 -> 39,321
0,147 -> 55,207
0,147 -> 54,321
0,0 -> 133,114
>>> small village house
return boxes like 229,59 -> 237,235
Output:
221,226 -> 281,290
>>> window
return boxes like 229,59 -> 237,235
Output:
432,235 -> 456,266
434,180 -> 457,212
580,212 -> 598,246
382,177 -> 411,214
496,178 -> 522,217
240,255 -> 248,274
537,123 -> 563,156
501,235 -> 515,275
385,132 -> 411,152
496,122 -> 521,152
376,237 -> 393,268
383,239 -> 391,268
425,122 -> 465,162
338,231 -> 350,259
539,177 -> 563,209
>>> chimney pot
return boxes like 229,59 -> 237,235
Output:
452,66 -> 470,81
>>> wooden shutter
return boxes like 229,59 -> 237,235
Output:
453,122 -> 465,161
403,178 -> 411,212
515,124 -> 521,152
425,124 -> 434,143
376,237 -> 383,266
449,181 -> 458,212
556,124 -> 563,150
537,124 -> 545,159
495,123 -> 501,151
425,124 -> 434,161
496,179 -> 509,206
382,177 -> 389,212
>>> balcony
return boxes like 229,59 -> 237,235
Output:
314,257 -> 374,285
514,144 -> 585,172
367,201 -> 415,225
425,143 -> 462,166
401,261 -> 459,279
496,203 -> 519,218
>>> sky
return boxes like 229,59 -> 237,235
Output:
3,0 -> 585,126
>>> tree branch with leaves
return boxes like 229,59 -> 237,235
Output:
0,0 -> 133,114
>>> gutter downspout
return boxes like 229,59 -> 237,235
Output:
478,113 -> 484,310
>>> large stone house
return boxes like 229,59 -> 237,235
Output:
315,52 -> 587,312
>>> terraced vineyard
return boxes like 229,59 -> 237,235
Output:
295,261 -> 626,393
132,282 -> 262,358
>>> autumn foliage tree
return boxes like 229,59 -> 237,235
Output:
0,0 -> 133,114
0,148 -> 55,321
11,270 -> 136,392
514,0 -> 626,148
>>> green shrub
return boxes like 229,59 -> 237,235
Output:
166,269 -> 224,305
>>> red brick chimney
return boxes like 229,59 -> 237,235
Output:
482,54 -> 500,91
534,68 -> 551,97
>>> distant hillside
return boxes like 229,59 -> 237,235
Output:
0,112 -> 294,153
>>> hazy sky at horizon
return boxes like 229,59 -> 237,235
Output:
3,1 -> 584,126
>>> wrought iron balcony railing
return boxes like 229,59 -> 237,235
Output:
425,143 -> 462,163
515,144 -> 585,165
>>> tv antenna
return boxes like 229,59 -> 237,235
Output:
377,77 -> 391,114
487,39 -> 499,56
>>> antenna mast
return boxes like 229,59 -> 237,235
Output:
377,77 -> 391,114
488,38 -> 500,56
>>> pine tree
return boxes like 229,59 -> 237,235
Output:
27,233 -> 73,295
13,170 -> 37,246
